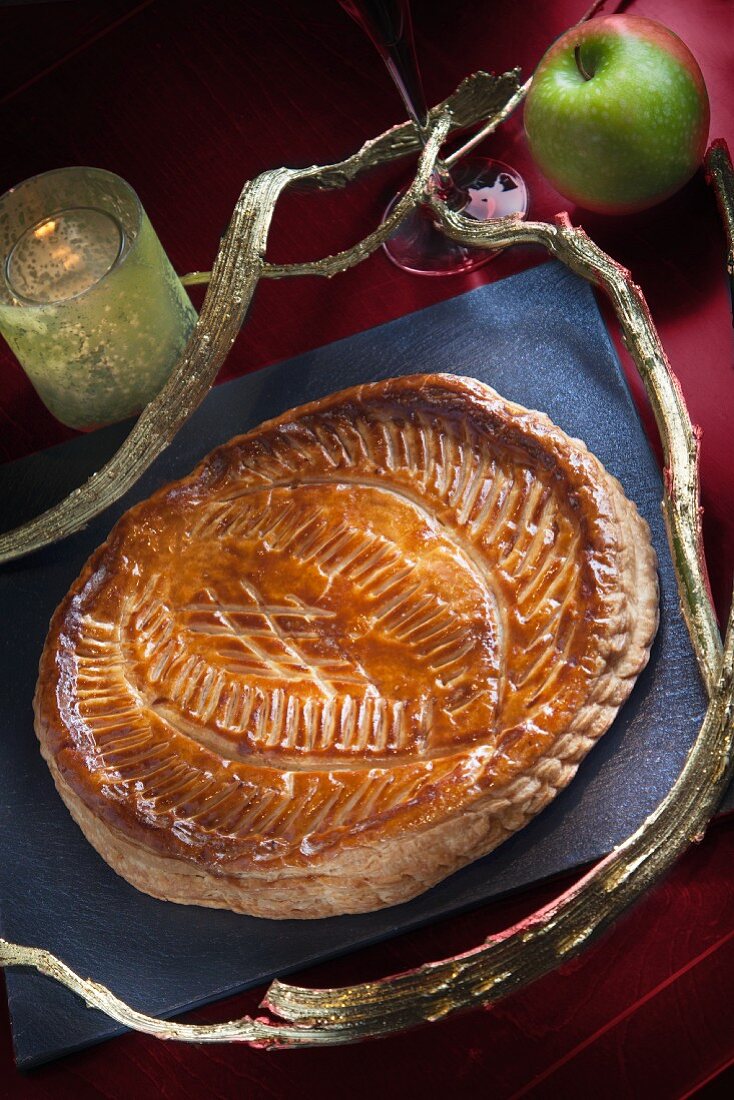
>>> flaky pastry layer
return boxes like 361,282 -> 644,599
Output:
35,375 -> 658,917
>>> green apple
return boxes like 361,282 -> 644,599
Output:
524,15 -> 710,214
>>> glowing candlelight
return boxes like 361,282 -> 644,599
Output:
0,168 -> 197,429
7,208 -> 123,304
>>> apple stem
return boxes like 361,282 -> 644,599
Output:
574,45 -> 593,81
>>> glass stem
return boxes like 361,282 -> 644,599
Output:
382,56 -> 458,201
338,1 -> 462,205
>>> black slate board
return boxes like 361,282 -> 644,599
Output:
0,261 -> 711,1069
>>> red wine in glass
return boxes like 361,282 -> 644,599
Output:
338,0 -> 527,275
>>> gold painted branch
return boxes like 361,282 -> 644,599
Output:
2,68 -> 733,1052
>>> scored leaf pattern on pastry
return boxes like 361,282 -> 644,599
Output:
45,379 -> 647,870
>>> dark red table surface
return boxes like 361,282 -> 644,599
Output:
1,1 -> 733,1096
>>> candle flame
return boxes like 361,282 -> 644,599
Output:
50,246 -> 81,271
34,219 -> 57,239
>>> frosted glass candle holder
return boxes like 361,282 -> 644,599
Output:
0,167 -> 197,429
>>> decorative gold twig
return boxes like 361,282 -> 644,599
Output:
2,75 -> 733,1053
443,77 -> 532,169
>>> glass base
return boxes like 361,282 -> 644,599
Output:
383,158 -> 528,276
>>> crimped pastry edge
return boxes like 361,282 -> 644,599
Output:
34,376 -> 659,917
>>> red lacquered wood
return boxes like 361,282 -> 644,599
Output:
1,1 -> 733,1095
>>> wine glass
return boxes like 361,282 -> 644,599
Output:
338,0 -> 527,276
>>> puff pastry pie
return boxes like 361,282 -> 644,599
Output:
35,375 -> 659,918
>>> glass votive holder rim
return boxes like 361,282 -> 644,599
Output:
0,166 -> 146,311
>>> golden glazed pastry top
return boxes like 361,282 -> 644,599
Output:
35,375 -> 657,887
